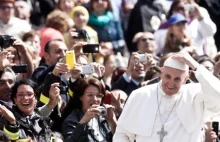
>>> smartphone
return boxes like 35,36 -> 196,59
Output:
11,64 -> 27,73
66,51 -> 76,69
212,121 -> 219,135
81,64 -> 95,75
83,44 -> 99,53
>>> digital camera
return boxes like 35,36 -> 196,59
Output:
73,29 -> 88,41
0,35 -> 15,49
97,106 -> 107,116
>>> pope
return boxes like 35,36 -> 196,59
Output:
113,52 -> 220,142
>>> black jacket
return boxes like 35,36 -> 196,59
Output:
111,76 -> 139,95
31,63 -> 56,86
4,106 -> 54,142
62,109 -> 113,142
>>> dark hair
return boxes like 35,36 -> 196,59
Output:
111,67 -> 127,86
11,79 -> 38,103
167,0 -> 185,19
62,77 -> 105,119
144,66 -> 161,81
22,30 -> 39,42
194,55 -> 215,65
44,39 -> 63,53
89,0 -> 112,12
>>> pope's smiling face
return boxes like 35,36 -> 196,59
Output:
160,66 -> 189,96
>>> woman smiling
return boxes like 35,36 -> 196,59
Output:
0,79 -> 60,141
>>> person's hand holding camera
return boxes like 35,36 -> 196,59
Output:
79,105 -> 101,124
70,63 -> 82,80
52,62 -> 70,76
47,83 -> 61,109
103,104 -> 116,123
12,38 -> 27,53
126,52 -> 139,76
0,51 -> 15,71
187,2 -> 203,20
91,62 -> 105,78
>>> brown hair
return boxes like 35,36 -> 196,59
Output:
56,0 -> 75,10
22,30 -> 39,42
89,0 -> 112,12
46,10 -> 70,33
163,27 -> 191,54
167,0 -> 185,19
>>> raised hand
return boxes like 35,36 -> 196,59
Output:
0,104 -> 16,124
0,51 -> 16,70
52,62 -> 70,76
79,105 -> 101,124
47,83 -> 61,109
172,52 -> 200,70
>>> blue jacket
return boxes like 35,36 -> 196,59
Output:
89,20 -> 124,53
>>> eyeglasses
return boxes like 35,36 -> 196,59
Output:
85,93 -> 104,99
140,38 -> 154,42
16,93 -> 35,99
0,6 -> 14,10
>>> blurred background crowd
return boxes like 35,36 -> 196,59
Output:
0,0 -> 220,141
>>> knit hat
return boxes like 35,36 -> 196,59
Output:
71,6 -> 89,19
164,56 -> 189,71
39,27 -> 64,57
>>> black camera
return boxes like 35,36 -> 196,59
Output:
58,85 -> 68,94
73,29 -> 89,41
0,35 -> 15,49
82,44 -> 99,53
11,64 -> 27,73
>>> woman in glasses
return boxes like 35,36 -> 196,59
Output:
0,79 -> 60,142
62,77 -> 116,142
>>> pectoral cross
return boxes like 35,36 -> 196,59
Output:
157,125 -> 167,142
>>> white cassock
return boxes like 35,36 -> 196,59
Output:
113,65 -> 220,142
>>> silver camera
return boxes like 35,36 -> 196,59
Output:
97,106 -> 107,116
138,54 -> 148,62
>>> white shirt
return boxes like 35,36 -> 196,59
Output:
154,7 -> 217,56
113,65 -> 220,142
0,17 -> 31,38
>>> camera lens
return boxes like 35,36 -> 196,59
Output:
0,35 -> 15,48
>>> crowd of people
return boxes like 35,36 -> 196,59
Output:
0,0 -> 220,141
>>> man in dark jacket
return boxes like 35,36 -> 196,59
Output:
125,0 -> 165,53
111,52 -> 152,95
32,39 -> 68,86
0,67 -> 16,130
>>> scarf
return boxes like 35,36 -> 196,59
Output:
89,11 -> 114,27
